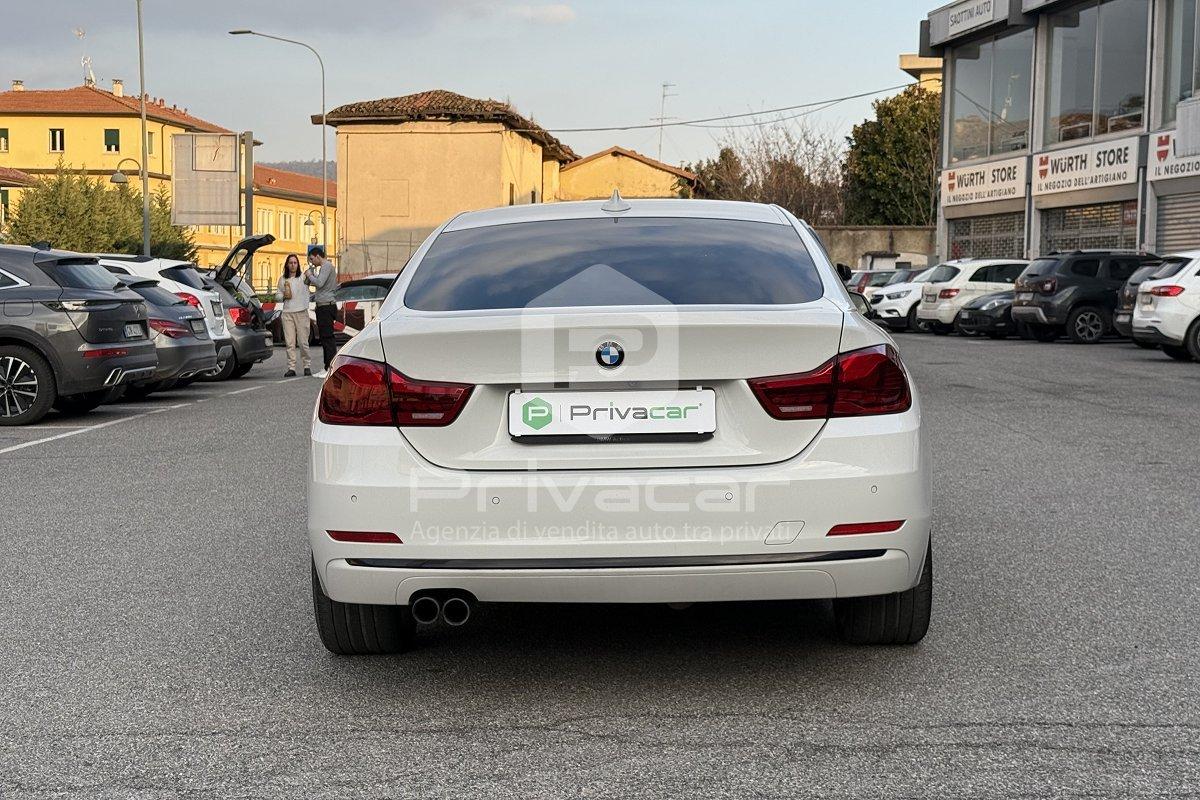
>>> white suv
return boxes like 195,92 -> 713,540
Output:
308,199 -> 933,655
1132,251 -> 1200,361
916,259 -> 1027,334
871,265 -> 954,331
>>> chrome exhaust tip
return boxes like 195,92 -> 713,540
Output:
441,596 -> 472,627
410,595 -> 441,625
104,368 -> 124,386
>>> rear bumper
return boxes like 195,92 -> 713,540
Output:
145,339 -> 219,382
310,404 -> 932,606
916,302 -> 957,324
230,329 -> 273,364
1011,305 -> 1061,325
1113,310 -> 1133,337
1131,325 -> 1183,346
956,310 -> 1010,333
59,340 -> 158,395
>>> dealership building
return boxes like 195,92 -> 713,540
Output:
923,0 -> 1200,260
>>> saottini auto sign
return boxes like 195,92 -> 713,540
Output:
1032,136 -> 1140,196
508,389 -> 717,437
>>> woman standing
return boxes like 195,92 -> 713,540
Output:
276,254 -> 312,377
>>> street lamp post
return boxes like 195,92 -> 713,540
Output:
135,0 -> 151,256
229,30 -> 327,250
302,210 -> 325,244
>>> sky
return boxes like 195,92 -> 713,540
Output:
5,0 -> 933,166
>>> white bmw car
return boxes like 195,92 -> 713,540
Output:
309,198 -> 932,654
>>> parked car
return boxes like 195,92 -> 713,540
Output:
267,273 -> 397,347
1114,259 -> 1184,345
94,254 -> 233,372
1011,251 -> 1159,344
1132,250 -> 1200,361
308,200 -> 932,654
0,245 -> 156,425
863,268 -> 921,302
954,290 -> 1021,339
870,264 -> 958,332
193,235 -> 278,380
917,259 -> 1027,335
847,270 -> 898,296
114,278 -> 219,397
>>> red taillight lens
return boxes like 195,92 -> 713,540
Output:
1039,278 -> 1058,294
938,288 -> 960,299
749,344 -> 911,421
228,306 -> 252,326
83,347 -> 130,359
1150,285 -> 1185,297
176,292 -> 201,307
318,355 -> 474,427
148,318 -> 189,339
827,520 -> 905,536
326,530 -> 403,544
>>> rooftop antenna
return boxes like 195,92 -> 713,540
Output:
75,28 -> 96,86
601,189 -> 631,214
651,81 -> 678,162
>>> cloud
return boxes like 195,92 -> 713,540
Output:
507,3 -> 576,24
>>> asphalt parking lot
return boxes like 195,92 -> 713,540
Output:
1,336 -> 1197,799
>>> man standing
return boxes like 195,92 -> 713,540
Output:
305,245 -> 338,377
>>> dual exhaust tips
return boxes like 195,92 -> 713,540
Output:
410,593 -> 472,626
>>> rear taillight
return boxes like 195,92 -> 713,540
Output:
827,520 -> 905,536
176,292 -> 201,307
318,355 -> 474,427
1150,285 -> 1185,297
83,347 -> 129,359
228,306 -> 252,326
748,344 -> 911,421
938,288 -> 960,299
148,318 -> 190,339
1038,278 -> 1058,294
326,530 -> 403,544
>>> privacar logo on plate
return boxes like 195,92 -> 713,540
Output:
522,396 -> 553,430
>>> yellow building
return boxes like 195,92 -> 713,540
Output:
900,54 -> 944,93
558,146 -> 696,201
0,80 -> 335,289
319,89 -> 576,277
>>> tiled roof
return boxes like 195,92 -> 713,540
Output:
318,89 -> 577,162
563,146 -> 698,182
0,85 -> 229,133
0,166 -> 36,187
253,165 -> 336,204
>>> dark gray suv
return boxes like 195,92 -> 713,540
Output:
0,246 -> 157,425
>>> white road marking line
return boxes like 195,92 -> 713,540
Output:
0,403 -> 190,456
225,385 -> 262,396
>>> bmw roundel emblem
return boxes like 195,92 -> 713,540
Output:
596,341 -> 624,368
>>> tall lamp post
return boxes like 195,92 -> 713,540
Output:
135,0 -> 150,255
229,29 -> 327,250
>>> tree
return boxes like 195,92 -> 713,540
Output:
842,87 -> 940,226
2,164 -> 196,259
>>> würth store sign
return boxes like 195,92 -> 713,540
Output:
941,155 -> 1027,206
1032,137 -> 1140,196
1148,130 -> 1200,182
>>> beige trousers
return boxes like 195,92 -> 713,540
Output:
281,310 -> 311,370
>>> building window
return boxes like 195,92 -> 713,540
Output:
949,28 -> 1035,163
0,128 -> 8,152
104,129 -> 120,153
1163,0 -> 1200,125
1044,0 -> 1149,145
147,131 -> 154,155
279,212 -> 294,241
257,209 -> 274,236
509,183 -> 515,206
0,189 -> 8,228
49,128 -> 65,153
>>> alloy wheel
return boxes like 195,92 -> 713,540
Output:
1074,311 -> 1103,342
0,355 -> 40,418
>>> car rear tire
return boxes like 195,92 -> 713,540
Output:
905,304 -> 923,332
1029,324 -> 1060,342
52,388 -> 111,416
230,362 -> 254,379
1162,344 -> 1194,362
200,352 -> 238,382
311,560 -> 415,655
833,539 -> 932,645
0,345 -> 56,426
1185,319 -> 1200,361
1067,306 -> 1108,344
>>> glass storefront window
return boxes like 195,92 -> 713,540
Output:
1044,0 -> 1149,145
1163,0 -> 1200,125
949,29 -> 1034,163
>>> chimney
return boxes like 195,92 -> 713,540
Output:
112,78 -> 123,97
11,80 -> 24,92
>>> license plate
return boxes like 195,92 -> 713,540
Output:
1016,292 -> 1033,302
189,319 -> 206,334
263,336 -> 273,348
509,389 -> 717,437
124,323 -> 144,339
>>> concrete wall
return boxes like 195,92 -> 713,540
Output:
336,121 -> 509,276
499,129 -> 544,205
812,225 -> 936,269
558,152 -> 683,200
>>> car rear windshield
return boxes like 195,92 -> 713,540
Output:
1151,259 -> 1189,279
159,264 -> 208,290
130,283 -> 187,307
914,265 -> 961,283
866,272 -> 895,287
403,217 -> 825,311
41,259 -> 123,290
1020,258 -> 1063,278
1129,265 -> 1161,283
